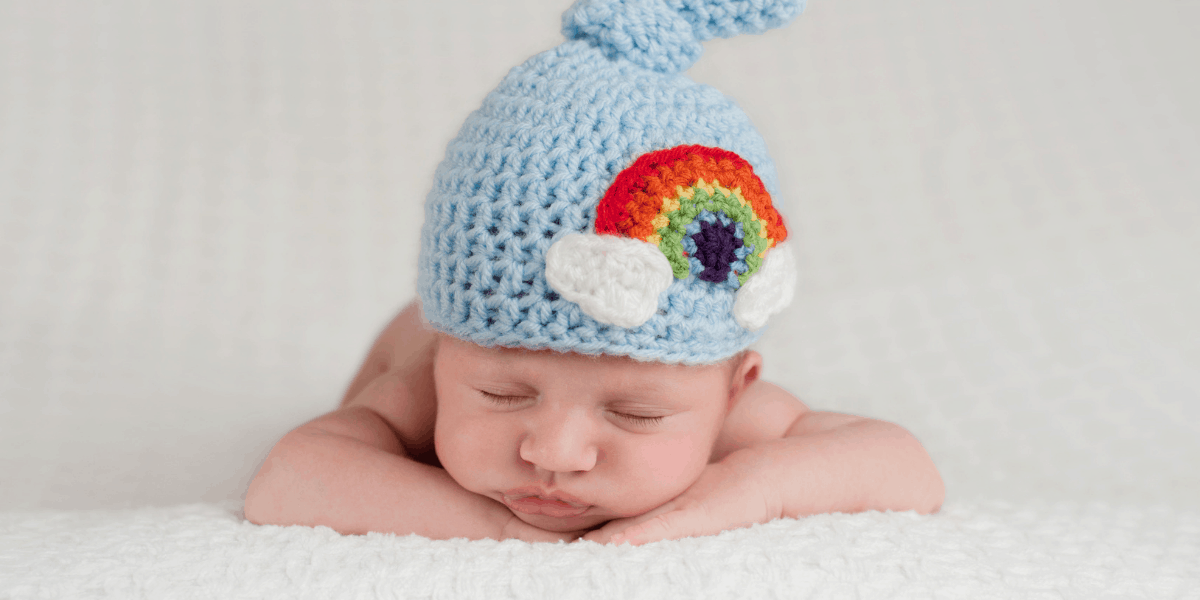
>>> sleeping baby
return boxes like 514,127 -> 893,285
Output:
244,0 -> 944,545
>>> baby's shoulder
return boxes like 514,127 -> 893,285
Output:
711,381 -> 808,462
339,302 -> 440,460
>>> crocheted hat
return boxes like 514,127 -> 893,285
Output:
418,0 -> 804,364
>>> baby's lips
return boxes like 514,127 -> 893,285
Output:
502,486 -> 589,509
503,487 -> 592,518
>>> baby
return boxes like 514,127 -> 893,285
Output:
244,0 -> 944,545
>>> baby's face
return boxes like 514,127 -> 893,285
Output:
433,336 -> 738,532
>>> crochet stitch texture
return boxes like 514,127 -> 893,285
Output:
418,0 -> 804,364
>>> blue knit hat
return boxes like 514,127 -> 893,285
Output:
418,0 -> 804,364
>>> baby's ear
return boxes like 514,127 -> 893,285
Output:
727,351 -> 763,409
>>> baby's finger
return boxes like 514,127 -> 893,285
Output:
584,502 -> 680,544
580,517 -> 635,544
612,506 -> 708,546
580,528 -> 611,544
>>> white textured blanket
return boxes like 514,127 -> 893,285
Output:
3,502 -> 1196,599
1,0 -> 1198,597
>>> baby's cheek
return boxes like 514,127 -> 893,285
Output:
435,416 -> 501,489
626,435 -> 710,497
642,439 -> 701,478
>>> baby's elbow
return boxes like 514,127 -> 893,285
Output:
918,467 -> 946,515
904,433 -> 945,515
885,423 -> 945,515
243,459 -> 282,526
242,489 -> 268,526
242,438 -> 304,526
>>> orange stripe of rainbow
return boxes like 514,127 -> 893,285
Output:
594,145 -> 787,246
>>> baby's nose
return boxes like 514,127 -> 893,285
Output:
519,410 -> 598,473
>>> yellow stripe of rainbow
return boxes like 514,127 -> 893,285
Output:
594,145 -> 788,284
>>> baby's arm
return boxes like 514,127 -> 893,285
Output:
717,380 -> 944,516
585,376 -> 944,545
243,303 -> 575,542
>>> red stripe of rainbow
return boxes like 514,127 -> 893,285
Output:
594,145 -> 787,250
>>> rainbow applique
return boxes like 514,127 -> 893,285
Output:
544,145 -> 797,331
594,145 -> 788,288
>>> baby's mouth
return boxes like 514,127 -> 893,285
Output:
502,487 -> 591,518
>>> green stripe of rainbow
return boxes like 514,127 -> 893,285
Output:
594,145 -> 788,284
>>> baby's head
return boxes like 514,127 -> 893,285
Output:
417,0 -> 805,531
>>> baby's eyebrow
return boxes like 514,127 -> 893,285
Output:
607,401 -> 676,413
605,382 -> 683,406
471,367 -> 539,386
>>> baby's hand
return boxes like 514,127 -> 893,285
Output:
581,449 -> 782,546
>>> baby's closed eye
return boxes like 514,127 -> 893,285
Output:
604,401 -> 674,428
609,412 -> 663,427
478,390 -> 537,410
479,389 -> 666,427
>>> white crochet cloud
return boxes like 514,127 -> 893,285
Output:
733,241 -> 797,330
544,233 -> 674,328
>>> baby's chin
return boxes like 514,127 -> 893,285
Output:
510,509 -> 612,533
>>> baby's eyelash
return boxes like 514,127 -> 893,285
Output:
613,412 -> 663,426
480,391 -> 528,405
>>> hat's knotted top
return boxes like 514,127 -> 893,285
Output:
563,0 -> 804,74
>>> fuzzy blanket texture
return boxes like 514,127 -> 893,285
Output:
0,502 -> 1196,599
1,0 -> 1198,598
